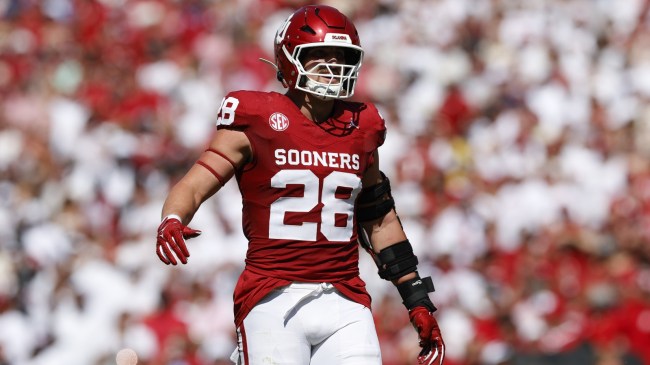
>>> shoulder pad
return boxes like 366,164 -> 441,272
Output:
216,91 -> 277,130
353,102 -> 386,148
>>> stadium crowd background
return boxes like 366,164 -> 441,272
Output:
1,0 -> 650,364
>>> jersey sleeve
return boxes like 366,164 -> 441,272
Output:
215,90 -> 261,131
355,102 -> 387,170
366,102 -> 387,149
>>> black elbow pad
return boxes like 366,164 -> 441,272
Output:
356,171 -> 395,222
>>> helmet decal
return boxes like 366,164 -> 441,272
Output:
275,14 -> 293,46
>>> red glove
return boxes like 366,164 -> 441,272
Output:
156,215 -> 201,265
409,306 -> 445,365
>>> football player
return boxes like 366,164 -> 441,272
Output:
156,5 -> 444,365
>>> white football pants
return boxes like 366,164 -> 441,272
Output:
230,282 -> 382,365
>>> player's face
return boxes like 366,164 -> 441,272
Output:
301,47 -> 347,84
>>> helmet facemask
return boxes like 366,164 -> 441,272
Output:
287,44 -> 363,99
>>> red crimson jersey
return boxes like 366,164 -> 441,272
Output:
215,90 -> 386,326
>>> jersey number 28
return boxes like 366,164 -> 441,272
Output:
269,170 -> 361,242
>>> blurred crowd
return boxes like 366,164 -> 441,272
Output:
1,0 -> 650,364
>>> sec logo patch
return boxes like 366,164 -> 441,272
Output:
269,112 -> 289,131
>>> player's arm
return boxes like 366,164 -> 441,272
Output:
357,151 -> 445,365
156,129 -> 251,265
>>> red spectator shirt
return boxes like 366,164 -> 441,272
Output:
215,90 -> 386,326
